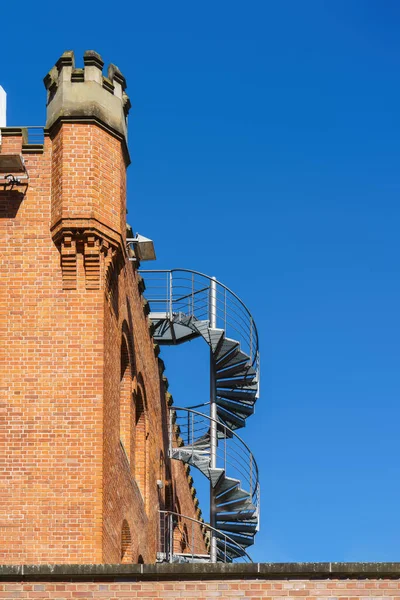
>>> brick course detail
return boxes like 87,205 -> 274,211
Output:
0,564 -> 400,600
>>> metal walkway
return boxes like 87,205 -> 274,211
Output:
141,269 -> 260,563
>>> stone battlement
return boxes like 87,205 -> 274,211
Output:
43,50 -> 131,138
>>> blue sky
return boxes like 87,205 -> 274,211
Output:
3,1 -> 400,562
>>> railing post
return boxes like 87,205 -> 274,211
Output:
169,512 -> 173,563
224,288 -> 227,332
191,272 -> 194,316
250,316 -> 253,362
169,271 -> 173,320
191,411 -> 194,462
168,409 -> 173,458
224,426 -> 227,473
209,276 -> 217,563
191,520 -> 195,560
250,452 -> 253,496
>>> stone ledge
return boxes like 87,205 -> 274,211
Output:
1,563 -> 400,581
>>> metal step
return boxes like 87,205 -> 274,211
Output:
215,497 -> 255,513
217,397 -> 254,418
216,375 -> 257,389
173,313 -> 195,326
216,514 -> 258,524
216,486 -> 250,506
216,521 -> 258,535
216,349 -> 251,372
217,407 -> 246,430
214,338 -> 239,364
151,319 -> 199,345
215,475 -> 241,497
192,319 -> 211,343
217,422 -> 233,439
209,328 -> 225,354
215,529 -> 254,548
217,389 -> 257,403
209,467 -> 224,488
216,362 -> 256,380
171,448 -> 210,476
217,414 -> 243,432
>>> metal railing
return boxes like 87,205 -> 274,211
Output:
159,510 -> 253,563
140,269 -> 259,367
170,407 -> 260,512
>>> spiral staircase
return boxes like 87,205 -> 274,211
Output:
141,269 -> 260,563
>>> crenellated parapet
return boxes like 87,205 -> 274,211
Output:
44,50 -> 132,291
44,50 -> 131,141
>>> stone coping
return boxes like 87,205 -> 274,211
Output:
1,563 -> 400,580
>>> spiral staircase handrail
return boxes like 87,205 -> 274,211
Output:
140,269 -> 260,366
159,510 -> 253,563
171,406 -> 260,499
141,268 -> 261,562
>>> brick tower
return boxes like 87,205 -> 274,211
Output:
0,51 -> 200,564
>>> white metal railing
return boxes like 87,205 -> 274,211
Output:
170,407 -> 260,513
159,510 -> 253,563
140,269 -> 259,367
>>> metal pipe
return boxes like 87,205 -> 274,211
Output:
169,272 -> 173,319
168,409 -> 173,459
169,512 -> 173,563
209,276 -> 217,563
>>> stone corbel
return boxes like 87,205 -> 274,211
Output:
60,232 -> 77,290
83,234 -> 102,290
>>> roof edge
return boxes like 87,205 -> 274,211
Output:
1,563 -> 400,581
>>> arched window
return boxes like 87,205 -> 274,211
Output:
134,379 -> 147,502
165,465 -> 173,512
181,523 -> 189,553
137,554 -> 144,564
121,520 -> 133,563
173,498 -> 182,555
120,335 -> 132,461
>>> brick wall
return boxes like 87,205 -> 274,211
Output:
1,131 -> 104,563
0,122 -> 202,564
0,564 -> 399,600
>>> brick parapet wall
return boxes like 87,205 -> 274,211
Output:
0,564 -> 400,599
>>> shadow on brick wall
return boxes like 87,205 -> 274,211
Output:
0,190 -> 25,218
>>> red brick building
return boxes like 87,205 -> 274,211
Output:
0,50 -> 202,565
1,50 -> 395,599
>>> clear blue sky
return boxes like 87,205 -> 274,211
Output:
3,1 -> 400,563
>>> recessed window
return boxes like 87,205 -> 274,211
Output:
120,335 -> 132,461
121,520 -> 133,563
134,380 -> 147,502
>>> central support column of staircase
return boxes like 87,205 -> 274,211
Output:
209,276 -> 218,563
